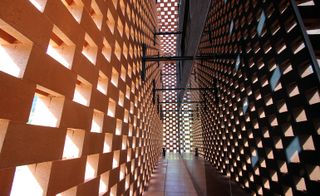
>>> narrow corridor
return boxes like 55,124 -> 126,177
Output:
143,153 -> 247,196
143,153 -> 197,196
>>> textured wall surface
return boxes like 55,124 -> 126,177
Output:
190,0 -> 320,195
0,0 -> 163,195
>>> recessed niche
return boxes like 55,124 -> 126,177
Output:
73,75 -> 92,107
117,18 -> 124,37
29,0 -> 47,12
85,154 -> 99,181
285,137 -> 301,163
90,109 -> 104,133
82,33 -> 98,65
295,177 -> 307,191
306,88 -> 320,105
122,135 -> 128,150
120,65 -> 126,81
28,85 -> 65,127
293,108 -> 307,122
114,41 -> 121,61
111,67 -> 119,87
119,163 -> 126,181
126,85 -> 130,99
127,148 -> 131,162
62,128 -> 85,159
107,98 -> 116,117
124,109 -> 129,123
102,38 -> 112,62
89,0 -> 103,30
11,162 -> 51,195
112,150 -> 120,169
110,184 -> 117,196
115,119 -> 122,135
0,119 -> 9,152
125,23 -> 130,39
229,20 -> 234,35
122,43 -> 128,59
119,0 -> 125,15
46,25 -> 75,69
61,0 -> 84,23
0,19 -> 33,78
99,171 -> 109,194
257,11 -> 266,36
97,71 -> 108,95
308,165 -> 320,181
125,175 -> 130,190
103,133 -> 113,153
288,83 -> 300,97
242,97 -> 249,113
106,9 -> 115,34
56,187 -> 77,196
270,66 -> 281,91
118,91 -> 124,107
128,65 -> 132,78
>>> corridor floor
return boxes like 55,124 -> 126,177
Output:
143,153 -> 248,196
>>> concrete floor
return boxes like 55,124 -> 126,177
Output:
143,153 -> 248,196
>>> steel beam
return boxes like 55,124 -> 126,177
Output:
155,88 -> 214,91
155,31 -> 182,35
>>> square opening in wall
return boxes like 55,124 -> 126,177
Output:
62,128 -> 85,159
257,11 -> 266,36
99,171 -> 109,194
120,65 -> 126,81
103,133 -> 113,153
107,98 -> 116,117
29,0 -> 47,12
11,162 -> 51,196
97,71 -> 108,95
125,85 -> 130,99
124,109 -> 129,123
110,184 -> 117,196
56,187 -> 77,196
118,91 -> 124,107
46,25 -> 75,69
115,119 -> 122,135
0,19 -> 33,78
85,154 -> 99,181
122,135 -> 128,150
112,150 -> 120,169
28,85 -> 65,127
102,38 -> 112,62
73,75 -> 92,107
114,41 -> 121,61
89,0 -> 103,30
119,163 -> 126,181
61,0 -> 84,23
111,67 -> 119,87
82,33 -> 98,65
106,9 -> 115,34
91,109 -> 104,133
117,18 -> 124,37
122,43 -> 128,59
0,119 -> 9,152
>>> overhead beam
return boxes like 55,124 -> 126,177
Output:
155,31 -> 182,35
155,88 -> 214,91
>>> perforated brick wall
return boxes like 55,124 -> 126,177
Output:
0,0 -> 163,195
190,0 -> 320,195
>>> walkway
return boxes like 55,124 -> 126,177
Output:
143,153 -> 248,196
